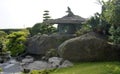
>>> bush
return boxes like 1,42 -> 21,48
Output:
0,68 -> 2,72
30,70 -> 49,74
109,26 -> 120,44
6,29 -> 29,56
31,23 -> 56,36
106,64 -> 120,74
46,49 -> 58,57
42,49 -> 58,61
0,31 -> 7,52
22,69 -> 53,74
76,24 -> 91,36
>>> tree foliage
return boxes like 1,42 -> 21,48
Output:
109,26 -> 120,44
87,12 -> 110,34
6,29 -> 29,56
43,10 -> 51,22
87,13 -> 100,31
31,23 -> 56,36
88,0 -> 111,35
101,0 -> 120,44
76,24 -> 92,36
103,0 -> 120,26
31,10 -> 56,36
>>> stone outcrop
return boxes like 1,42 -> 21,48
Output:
26,34 -> 76,55
58,32 -> 120,61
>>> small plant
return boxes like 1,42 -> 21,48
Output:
0,68 -> 3,72
30,69 -> 53,74
42,49 -> 58,61
76,24 -> 91,36
106,64 -> 120,74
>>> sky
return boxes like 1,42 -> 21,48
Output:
0,0 -> 102,29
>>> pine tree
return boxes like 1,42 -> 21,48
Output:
43,10 -> 51,22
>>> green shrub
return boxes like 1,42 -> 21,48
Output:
31,23 -> 56,36
106,64 -> 120,74
22,69 -> 53,74
0,31 -> 8,52
43,49 -> 58,61
46,49 -> 58,57
76,24 -> 91,36
0,68 -> 2,72
0,29 -> 23,34
6,29 -> 29,56
109,26 -> 120,44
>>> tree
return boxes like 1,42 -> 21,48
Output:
31,23 -> 42,36
31,10 -> 56,36
103,0 -> 120,27
101,0 -> 120,44
31,23 -> 56,36
43,10 -> 51,22
87,13 -> 100,32
87,0 -> 111,35
6,29 -> 29,56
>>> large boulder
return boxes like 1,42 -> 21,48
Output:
58,32 -> 120,61
27,34 -> 75,55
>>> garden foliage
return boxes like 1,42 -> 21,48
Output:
6,29 -> 29,56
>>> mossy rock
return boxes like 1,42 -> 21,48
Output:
27,34 -> 75,55
58,32 -> 120,61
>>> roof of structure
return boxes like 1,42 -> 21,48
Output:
45,7 -> 86,24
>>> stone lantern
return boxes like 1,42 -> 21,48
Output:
45,7 -> 86,34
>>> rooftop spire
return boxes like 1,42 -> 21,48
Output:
66,7 -> 74,17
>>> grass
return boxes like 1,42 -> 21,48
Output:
50,62 -> 120,74
27,62 -> 120,74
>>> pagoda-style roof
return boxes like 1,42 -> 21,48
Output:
45,7 -> 86,24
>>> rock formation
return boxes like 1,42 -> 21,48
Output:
58,32 -> 120,61
27,34 -> 76,55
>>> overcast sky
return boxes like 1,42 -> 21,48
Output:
0,0 -> 102,29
